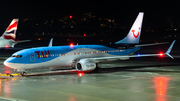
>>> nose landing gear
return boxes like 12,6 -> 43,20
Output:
21,72 -> 26,76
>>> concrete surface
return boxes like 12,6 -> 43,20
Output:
0,56 -> 180,101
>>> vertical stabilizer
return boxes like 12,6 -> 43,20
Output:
1,19 -> 19,40
115,12 -> 144,44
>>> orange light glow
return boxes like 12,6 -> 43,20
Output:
78,73 -> 84,77
69,16 -> 72,18
154,77 -> 170,101
154,77 -> 169,95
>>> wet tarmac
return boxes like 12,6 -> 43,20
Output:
0,55 -> 180,101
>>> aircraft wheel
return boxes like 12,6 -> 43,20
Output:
21,72 -> 26,76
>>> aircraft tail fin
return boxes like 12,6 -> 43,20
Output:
115,12 -> 144,44
1,19 -> 19,40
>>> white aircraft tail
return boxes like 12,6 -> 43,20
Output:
1,19 -> 18,40
115,12 -> 144,44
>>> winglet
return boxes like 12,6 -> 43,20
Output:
48,38 -> 53,47
165,40 -> 175,59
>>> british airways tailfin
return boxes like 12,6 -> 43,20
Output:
1,19 -> 18,40
115,12 -> 144,44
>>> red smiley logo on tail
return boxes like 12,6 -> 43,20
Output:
132,27 -> 140,38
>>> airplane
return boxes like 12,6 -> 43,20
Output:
0,19 -> 30,49
3,12 -> 175,76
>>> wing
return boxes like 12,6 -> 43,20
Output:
81,40 -> 176,63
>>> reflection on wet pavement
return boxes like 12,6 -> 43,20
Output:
0,57 -> 179,101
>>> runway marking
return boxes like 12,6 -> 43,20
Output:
0,96 -> 28,101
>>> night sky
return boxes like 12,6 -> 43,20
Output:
0,0 -> 180,28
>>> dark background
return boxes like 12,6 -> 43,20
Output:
0,0 -> 179,45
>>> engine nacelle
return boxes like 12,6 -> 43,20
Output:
75,60 -> 96,71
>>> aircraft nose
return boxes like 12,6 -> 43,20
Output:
4,58 -> 14,69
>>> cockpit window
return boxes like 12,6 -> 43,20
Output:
11,55 -> 22,58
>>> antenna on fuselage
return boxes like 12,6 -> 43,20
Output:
48,38 -> 53,47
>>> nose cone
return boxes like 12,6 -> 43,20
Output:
4,58 -> 15,69
4,60 -> 10,67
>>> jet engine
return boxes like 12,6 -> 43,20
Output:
75,60 -> 96,71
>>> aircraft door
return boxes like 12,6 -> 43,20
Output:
29,51 -> 35,62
